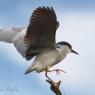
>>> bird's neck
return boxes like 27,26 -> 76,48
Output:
56,45 -> 69,58
57,47 -> 68,60
60,48 -> 68,57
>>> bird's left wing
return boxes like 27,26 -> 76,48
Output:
24,6 -> 59,55
0,27 -> 29,58
0,27 -> 25,43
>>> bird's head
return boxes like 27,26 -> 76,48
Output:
57,41 -> 79,55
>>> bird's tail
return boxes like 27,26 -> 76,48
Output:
25,65 -> 36,74
0,27 -> 18,43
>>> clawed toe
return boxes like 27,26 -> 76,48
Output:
49,69 -> 66,75
45,67 -> 66,82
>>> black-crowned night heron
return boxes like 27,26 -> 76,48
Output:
0,6 -> 78,80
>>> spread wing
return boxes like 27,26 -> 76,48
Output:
0,27 -> 25,43
24,6 -> 59,53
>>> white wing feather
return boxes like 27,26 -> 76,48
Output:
12,28 -> 28,57
0,27 -> 28,58
0,27 -> 17,43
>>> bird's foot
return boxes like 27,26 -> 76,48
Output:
45,67 -> 63,95
48,69 -> 66,75
45,67 -> 66,81
45,67 -> 52,81
45,67 -> 66,80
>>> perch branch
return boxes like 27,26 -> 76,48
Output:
46,79 -> 62,95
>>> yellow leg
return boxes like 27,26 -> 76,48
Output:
47,68 -> 66,75
45,67 -> 52,81
45,67 -> 66,80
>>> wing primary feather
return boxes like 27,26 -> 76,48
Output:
25,6 -> 59,55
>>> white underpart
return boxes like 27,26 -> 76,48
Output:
0,27 -> 28,58
25,45 -> 70,73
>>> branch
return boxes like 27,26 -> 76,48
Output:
46,79 -> 62,95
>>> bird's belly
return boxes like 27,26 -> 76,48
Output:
34,51 -> 64,72
35,58 -> 56,72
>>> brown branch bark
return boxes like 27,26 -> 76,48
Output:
46,79 -> 62,95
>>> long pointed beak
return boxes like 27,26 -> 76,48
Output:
71,49 -> 79,55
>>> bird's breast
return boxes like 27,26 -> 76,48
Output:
33,49 -> 66,72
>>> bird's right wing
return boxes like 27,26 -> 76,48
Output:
24,7 -> 59,59
24,7 -> 59,52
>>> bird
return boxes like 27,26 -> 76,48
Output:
0,6 -> 78,80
